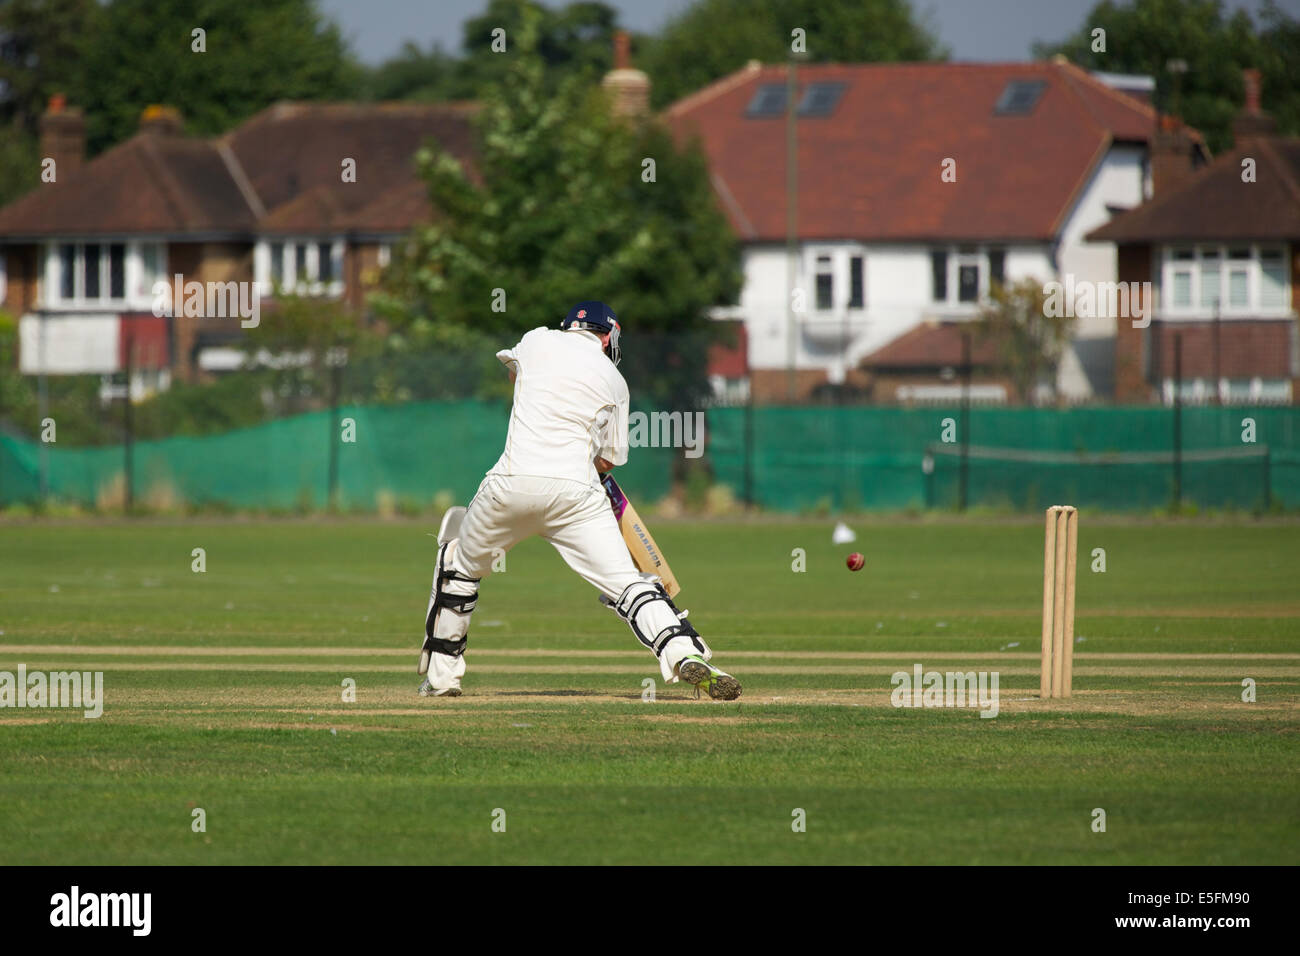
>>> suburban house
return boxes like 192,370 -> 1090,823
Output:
1090,70 -> 1299,405
1,51 -> 1219,408
0,97 -> 477,395
665,58 -> 1208,403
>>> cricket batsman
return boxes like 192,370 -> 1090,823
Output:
416,301 -> 741,701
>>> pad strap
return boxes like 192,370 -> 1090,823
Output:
424,636 -> 468,658
612,581 -> 704,657
424,544 -> 480,639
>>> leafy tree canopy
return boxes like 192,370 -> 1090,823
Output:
0,0 -> 97,133
365,0 -> 624,102
68,0 -> 360,154
640,0 -> 947,109
0,122 -> 38,206
374,12 -> 741,408
975,279 -> 1075,406
1036,0 -> 1300,153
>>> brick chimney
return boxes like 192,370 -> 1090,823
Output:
1244,68 -> 1261,112
38,94 -> 86,177
139,104 -> 184,136
1232,67 -> 1277,147
601,31 -> 650,118
1150,114 -> 1202,196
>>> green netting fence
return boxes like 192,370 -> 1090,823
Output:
0,400 -> 676,512
2,404 -> 1298,512
707,405 -> 1300,512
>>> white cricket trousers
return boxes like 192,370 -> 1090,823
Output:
455,474 -> 643,597
429,473 -> 706,687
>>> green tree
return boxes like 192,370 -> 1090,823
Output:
375,14 -> 741,409
364,40 -> 463,102
974,279 -> 1074,406
242,294 -> 380,418
0,309 -> 119,446
463,0 -> 620,84
75,0 -> 362,154
641,0 -> 946,109
1255,0 -> 1300,140
0,122 -> 39,206
0,309 -> 30,423
0,0 -> 98,134
363,0 -> 625,103
1035,0 -> 1300,153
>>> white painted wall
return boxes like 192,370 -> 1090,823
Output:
19,314 -> 120,374
1058,145 -> 1147,311
1005,247 -> 1055,283
1055,144 -> 1148,398
735,241 -> 1054,380
724,145 -> 1146,400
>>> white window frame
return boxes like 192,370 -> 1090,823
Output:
134,241 -> 168,306
0,250 -> 7,307
813,252 -> 834,311
1160,243 -> 1291,318
805,244 -> 868,314
953,250 -> 983,305
847,252 -> 865,309
41,240 -> 166,311
931,245 -> 1005,308
255,238 -> 345,298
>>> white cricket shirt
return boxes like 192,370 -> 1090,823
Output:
489,327 -> 630,485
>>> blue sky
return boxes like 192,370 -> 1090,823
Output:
318,0 -> 1300,65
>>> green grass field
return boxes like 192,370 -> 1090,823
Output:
1,516 -> 1297,864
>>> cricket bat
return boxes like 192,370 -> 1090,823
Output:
601,474 -> 681,598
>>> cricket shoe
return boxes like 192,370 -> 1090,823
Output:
677,655 -> 742,701
418,678 -> 462,698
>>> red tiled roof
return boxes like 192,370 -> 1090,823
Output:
0,131 -> 256,238
859,321 -> 1001,369
1089,137 -> 1300,242
338,179 -> 433,236
665,60 -> 1163,243
0,101 -> 478,240
225,101 -> 477,235
259,184 -> 350,234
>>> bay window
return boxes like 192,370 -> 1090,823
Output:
1162,244 -> 1290,315
1260,248 -> 1286,308
45,241 -> 161,308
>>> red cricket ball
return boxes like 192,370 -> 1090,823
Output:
846,552 -> 865,571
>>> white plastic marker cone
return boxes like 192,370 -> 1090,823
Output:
832,521 -> 857,545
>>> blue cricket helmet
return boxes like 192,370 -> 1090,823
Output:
561,300 -> 621,366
